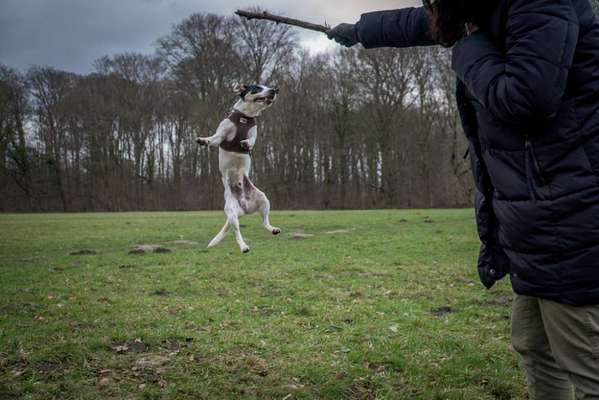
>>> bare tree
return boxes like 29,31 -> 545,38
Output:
0,65 -> 35,208
351,46 -> 422,205
233,7 -> 297,84
94,53 -> 165,208
157,13 -> 240,103
327,49 -> 360,205
28,67 -> 76,211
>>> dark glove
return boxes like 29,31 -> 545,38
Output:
327,23 -> 359,47
478,242 -> 510,289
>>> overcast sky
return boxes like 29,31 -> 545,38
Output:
0,0 -> 420,74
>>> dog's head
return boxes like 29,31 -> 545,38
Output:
234,84 -> 279,111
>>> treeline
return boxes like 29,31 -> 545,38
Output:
3,10 -> 489,212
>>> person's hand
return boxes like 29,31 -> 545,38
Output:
327,23 -> 359,47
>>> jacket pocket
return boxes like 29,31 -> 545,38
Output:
529,137 -> 596,199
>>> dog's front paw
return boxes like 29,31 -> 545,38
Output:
197,137 -> 210,147
272,228 -> 281,236
240,140 -> 253,151
241,245 -> 251,254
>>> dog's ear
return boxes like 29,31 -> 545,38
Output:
234,84 -> 247,96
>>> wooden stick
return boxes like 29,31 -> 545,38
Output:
235,9 -> 330,34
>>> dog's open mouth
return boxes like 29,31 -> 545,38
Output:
254,95 -> 276,105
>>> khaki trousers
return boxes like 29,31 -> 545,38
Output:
512,295 -> 599,399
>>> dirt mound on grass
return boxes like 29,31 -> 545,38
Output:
128,245 -> 172,255
69,250 -> 97,256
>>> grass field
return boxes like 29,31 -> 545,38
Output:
0,210 -> 525,399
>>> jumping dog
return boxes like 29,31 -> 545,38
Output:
197,84 -> 281,253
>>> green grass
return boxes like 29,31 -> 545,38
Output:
0,210 -> 525,399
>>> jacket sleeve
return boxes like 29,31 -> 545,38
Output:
355,7 -> 436,49
452,0 -> 579,124
457,81 -> 510,289
470,147 -> 511,289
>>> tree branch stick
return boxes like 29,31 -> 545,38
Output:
235,10 -> 330,34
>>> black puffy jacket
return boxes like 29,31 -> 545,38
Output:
356,0 -> 599,306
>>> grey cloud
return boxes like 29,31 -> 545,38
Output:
0,0 -> 421,74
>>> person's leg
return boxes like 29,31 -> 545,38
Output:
538,299 -> 599,399
512,295 -> 574,400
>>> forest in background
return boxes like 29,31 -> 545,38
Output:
2,2 -> 598,212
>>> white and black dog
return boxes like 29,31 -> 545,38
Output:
197,84 -> 281,253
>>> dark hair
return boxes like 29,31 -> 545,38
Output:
426,0 -> 492,47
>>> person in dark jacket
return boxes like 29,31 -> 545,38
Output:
328,0 -> 599,398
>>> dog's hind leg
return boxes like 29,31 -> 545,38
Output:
256,190 -> 281,236
207,221 -> 230,248
224,183 -> 250,253
226,209 -> 250,253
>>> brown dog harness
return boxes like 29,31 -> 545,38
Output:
219,110 -> 256,154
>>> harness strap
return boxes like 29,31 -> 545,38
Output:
220,110 -> 257,154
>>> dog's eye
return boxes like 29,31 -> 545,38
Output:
249,86 -> 261,94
